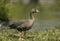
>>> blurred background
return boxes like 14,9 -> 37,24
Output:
0,0 -> 60,41
0,0 -> 60,31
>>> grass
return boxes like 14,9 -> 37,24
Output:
0,26 -> 60,41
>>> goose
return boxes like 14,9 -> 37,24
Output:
8,8 -> 39,38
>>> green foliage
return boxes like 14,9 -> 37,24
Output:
0,0 -> 9,20
0,26 -> 60,41
0,6 -> 8,19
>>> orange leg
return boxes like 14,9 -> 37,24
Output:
19,32 -> 22,38
19,32 -> 25,40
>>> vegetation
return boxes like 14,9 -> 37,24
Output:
0,26 -> 60,41
0,0 -> 60,41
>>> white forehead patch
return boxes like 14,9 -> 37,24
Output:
36,9 -> 39,12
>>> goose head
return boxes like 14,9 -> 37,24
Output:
31,8 -> 39,14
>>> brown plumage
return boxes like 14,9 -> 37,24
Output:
8,8 -> 39,38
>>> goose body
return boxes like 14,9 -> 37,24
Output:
9,19 -> 34,31
8,8 -> 39,38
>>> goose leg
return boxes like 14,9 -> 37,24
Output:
19,32 -> 22,38
24,31 -> 26,38
19,32 -> 24,40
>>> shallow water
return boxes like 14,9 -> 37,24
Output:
33,19 -> 60,30
32,12 -> 60,30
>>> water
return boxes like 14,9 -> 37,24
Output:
33,19 -> 60,30
9,11 -> 60,30
32,12 -> 60,30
